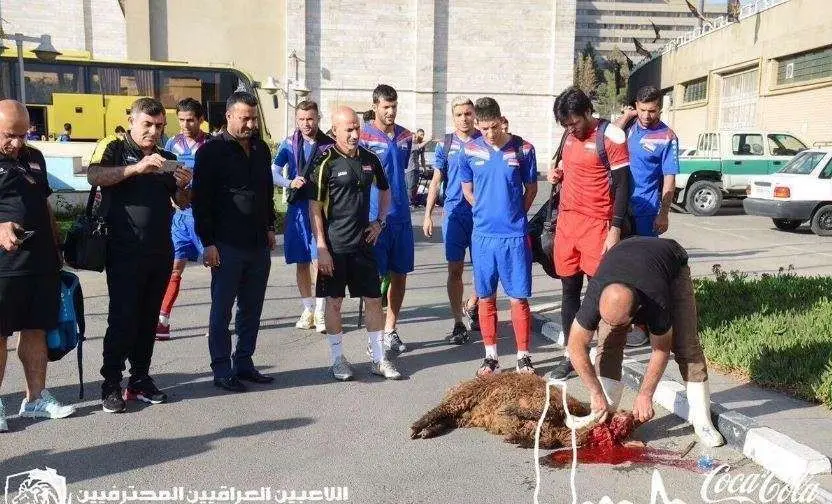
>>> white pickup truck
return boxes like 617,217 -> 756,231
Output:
743,148 -> 832,236
676,130 -> 808,216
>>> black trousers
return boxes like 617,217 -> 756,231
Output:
101,250 -> 172,388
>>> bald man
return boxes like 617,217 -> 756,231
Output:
308,106 -> 402,381
566,236 -> 725,448
0,100 -> 76,431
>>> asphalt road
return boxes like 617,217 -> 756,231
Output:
2,193 -> 827,504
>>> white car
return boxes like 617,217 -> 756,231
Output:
743,148 -> 832,236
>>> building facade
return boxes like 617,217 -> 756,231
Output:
575,0 -> 725,61
628,0 -> 832,147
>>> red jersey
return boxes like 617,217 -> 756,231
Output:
559,122 -> 629,220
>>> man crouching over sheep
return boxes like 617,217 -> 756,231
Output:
566,236 -> 725,448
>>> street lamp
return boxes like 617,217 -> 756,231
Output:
0,33 -> 62,105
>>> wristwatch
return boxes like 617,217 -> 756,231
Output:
375,218 -> 386,230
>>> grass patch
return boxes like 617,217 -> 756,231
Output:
694,265 -> 832,409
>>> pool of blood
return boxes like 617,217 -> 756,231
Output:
542,414 -> 704,473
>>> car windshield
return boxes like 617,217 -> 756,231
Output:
779,151 -> 828,175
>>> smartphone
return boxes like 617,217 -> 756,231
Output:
160,160 -> 182,173
18,230 -> 35,243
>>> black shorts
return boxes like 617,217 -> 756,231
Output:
316,246 -> 381,299
0,274 -> 59,336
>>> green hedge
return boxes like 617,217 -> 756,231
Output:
694,266 -> 832,409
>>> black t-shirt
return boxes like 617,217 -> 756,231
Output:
0,146 -> 59,277
309,145 -> 389,253
89,134 -> 177,255
575,237 -> 689,335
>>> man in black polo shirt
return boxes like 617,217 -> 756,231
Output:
87,97 -> 192,413
309,106 -> 402,381
565,237 -> 725,447
192,91 -> 276,393
0,100 -> 75,431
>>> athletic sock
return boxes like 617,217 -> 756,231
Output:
510,300 -> 531,353
315,297 -> 325,313
160,272 -> 181,322
478,298 -> 498,347
301,297 -> 314,311
368,330 -> 385,362
328,332 -> 344,365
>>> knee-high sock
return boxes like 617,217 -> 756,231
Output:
478,298 -> 498,347
160,272 -> 182,319
510,300 -> 531,354
560,274 -> 584,346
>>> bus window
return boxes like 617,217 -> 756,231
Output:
20,62 -> 82,104
89,66 -> 154,96
219,71 -> 247,99
158,69 -> 217,108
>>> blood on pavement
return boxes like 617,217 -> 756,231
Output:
542,412 -> 704,473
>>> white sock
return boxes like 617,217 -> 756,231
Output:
328,332 -> 343,364
315,297 -> 325,313
159,314 -> 169,326
485,345 -> 498,359
301,297 -> 314,311
368,330 -> 385,362
517,350 -> 530,360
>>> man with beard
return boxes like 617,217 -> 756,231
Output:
272,100 -> 334,333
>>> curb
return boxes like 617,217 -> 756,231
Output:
532,312 -> 832,501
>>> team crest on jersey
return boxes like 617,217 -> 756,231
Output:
0,167 -> 7,175
504,151 -> 520,167
28,162 -> 41,172
126,155 -> 138,163
362,164 -> 374,172
583,142 -> 596,152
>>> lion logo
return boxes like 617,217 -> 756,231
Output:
5,468 -> 67,504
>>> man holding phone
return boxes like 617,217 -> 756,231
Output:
0,99 -> 76,431
88,97 -> 192,413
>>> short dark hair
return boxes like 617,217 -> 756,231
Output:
114,125 -> 126,134
416,128 -> 424,134
176,97 -> 205,117
553,86 -> 593,126
372,84 -> 397,104
63,122 -> 72,130
226,91 -> 258,112
635,86 -> 663,106
296,100 -> 319,114
130,97 -> 165,118
362,110 -> 375,122
473,97 -> 502,122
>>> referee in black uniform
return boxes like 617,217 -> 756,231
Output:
309,106 -> 403,382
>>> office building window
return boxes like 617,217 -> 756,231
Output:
776,46 -> 832,85
683,77 -> 707,102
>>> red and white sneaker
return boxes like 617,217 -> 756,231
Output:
155,322 -> 171,341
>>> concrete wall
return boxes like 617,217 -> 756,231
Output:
288,0 -> 576,163
0,0 -> 126,59
123,0 -> 287,141
629,0 -> 832,146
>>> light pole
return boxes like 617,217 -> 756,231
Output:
0,33 -> 62,105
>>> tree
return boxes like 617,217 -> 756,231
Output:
574,56 -> 597,97
594,69 -> 628,120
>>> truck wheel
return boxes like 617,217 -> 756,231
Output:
772,219 -> 802,231
685,180 -> 722,216
810,204 -> 832,236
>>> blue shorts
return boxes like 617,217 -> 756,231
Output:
472,234 -> 532,299
284,203 -> 317,264
633,214 -> 659,237
172,208 -> 204,261
442,212 -> 473,262
374,220 -> 415,275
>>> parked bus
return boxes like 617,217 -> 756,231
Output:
1,49 -> 270,144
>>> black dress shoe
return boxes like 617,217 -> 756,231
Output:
236,369 -> 274,384
213,376 -> 247,392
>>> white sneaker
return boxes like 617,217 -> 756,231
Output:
331,356 -> 355,381
19,390 -> 75,419
314,311 -> 326,334
0,399 -> 8,432
295,309 -> 315,330
371,359 -> 403,380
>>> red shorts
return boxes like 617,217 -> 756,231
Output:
554,210 -> 609,277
